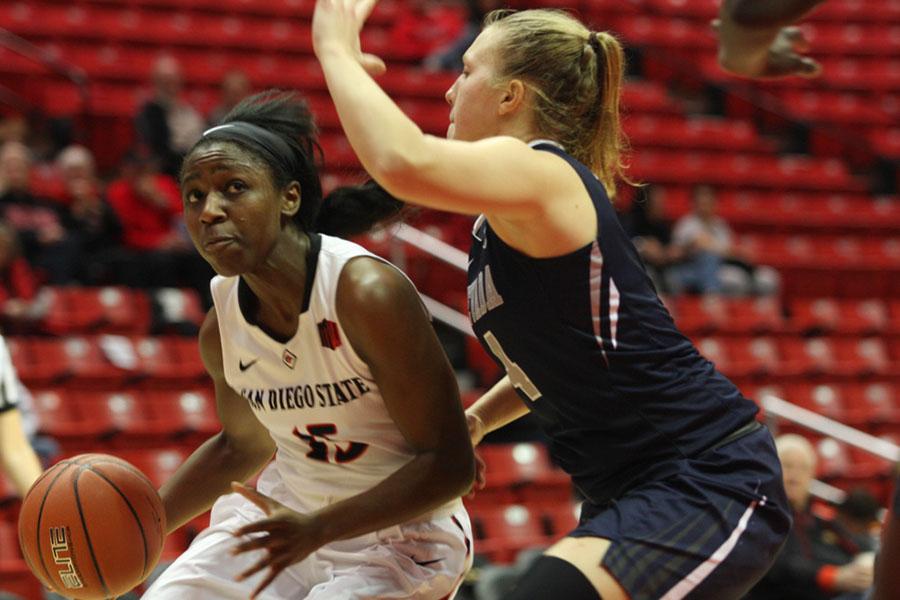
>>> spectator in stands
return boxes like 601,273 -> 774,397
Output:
715,0 -> 824,79
107,150 -> 187,253
0,141 -> 80,284
56,145 -> 123,284
0,114 -> 28,145
669,184 -> 779,295
135,55 -> 205,178
207,70 -> 252,127
833,487 -> 881,554
391,0 -> 467,62
621,185 -> 683,292
746,434 -> 874,600
423,0 -> 504,72
106,150 -> 213,306
0,223 -> 41,330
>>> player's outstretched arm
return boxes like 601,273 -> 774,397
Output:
312,0 -> 575,221
158,308 -> 276,534
873,474 -> 900,600
0,407 -> 42,496
716,0 -> 825,78
466,376 -> 530,447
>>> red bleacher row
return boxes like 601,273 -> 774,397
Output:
589,4 -> 900,159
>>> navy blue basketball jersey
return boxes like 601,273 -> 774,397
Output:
467,141 -> 758,504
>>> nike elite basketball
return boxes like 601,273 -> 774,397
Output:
18,454 -> 166,599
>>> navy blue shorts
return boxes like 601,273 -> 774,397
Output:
569,425 -> 791,600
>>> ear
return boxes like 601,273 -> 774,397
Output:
498,79 -> 527,116
281,181 -> 301,217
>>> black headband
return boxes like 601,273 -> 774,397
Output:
201,121 -> 300,179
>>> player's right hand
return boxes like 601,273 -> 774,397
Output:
762,26 -> 822,78
465,413 -> 487,497
835,559 -> 875,593
712,20 -> 822,79
312,0 -> 386,77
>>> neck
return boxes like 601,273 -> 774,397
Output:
242,229 -> 310,339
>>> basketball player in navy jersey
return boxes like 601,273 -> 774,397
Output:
144,91 -> 475,599
314,3 -> 791,599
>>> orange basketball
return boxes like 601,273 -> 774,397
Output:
17,454 -> 166,600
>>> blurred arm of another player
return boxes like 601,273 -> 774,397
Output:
158,308 -> 278,535
714,0 -> 826,78
873,470 -> 900,600
465,376 -> 531,493
0,406 -> 43,496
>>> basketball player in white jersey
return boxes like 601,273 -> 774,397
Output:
144,91 -> 475,600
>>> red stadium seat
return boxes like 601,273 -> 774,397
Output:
787,384 -> 847,422
71,390 -> 157,447
145,388 -> 220,442
834,338 -> 892,377
21,337 -> 130,388
542,503 -> 580,539
843,383 -> 900,426
478,443 -> 570,491
40,287 -> 150,335
814,437 -> 853,478
0,519 -> 42,600
132,336 -> 206,387
727,337 -> 781,378
30,388 -> 102,447
779,338 -> 837,377
674,295 -> 729,334
0,472 -> 15,505
472,504 -> 549,563
727,297 -> 785,334
115,448 -> 190,489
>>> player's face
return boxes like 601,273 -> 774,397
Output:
180,143 -> 287,277
445,27 -> 508,141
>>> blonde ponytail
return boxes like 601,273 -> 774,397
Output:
484,10 -> 635,198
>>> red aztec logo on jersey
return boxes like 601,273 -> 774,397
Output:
318,319 -> 341,350
282,349 -> 297,369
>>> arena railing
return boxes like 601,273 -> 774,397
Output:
391,223 -> 900,505
0,28 -> 89,137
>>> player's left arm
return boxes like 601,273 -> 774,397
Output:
320,256 -> 476,531
229,257 -> 474,596
0,407 -> 42,496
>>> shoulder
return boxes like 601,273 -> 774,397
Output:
335,257 -> 424,359
336,257 -> 417,311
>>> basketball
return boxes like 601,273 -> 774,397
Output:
17,454 -> 166,600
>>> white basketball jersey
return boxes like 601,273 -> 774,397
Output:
211,234 -> 460,517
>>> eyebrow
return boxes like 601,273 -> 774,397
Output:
181,163 -> 241,184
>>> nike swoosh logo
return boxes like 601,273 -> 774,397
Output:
411,558 -> 443,567
239,358 -> 259,372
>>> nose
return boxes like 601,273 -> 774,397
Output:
199,191 -> 227,225
445,78 -> 458,106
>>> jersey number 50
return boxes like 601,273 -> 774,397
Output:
292,424 -> 369,464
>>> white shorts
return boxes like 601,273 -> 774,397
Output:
144,492 -> 473,600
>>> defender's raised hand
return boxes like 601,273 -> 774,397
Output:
312,0 -> 386,76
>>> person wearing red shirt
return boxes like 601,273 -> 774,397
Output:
107,154 -> 187,252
